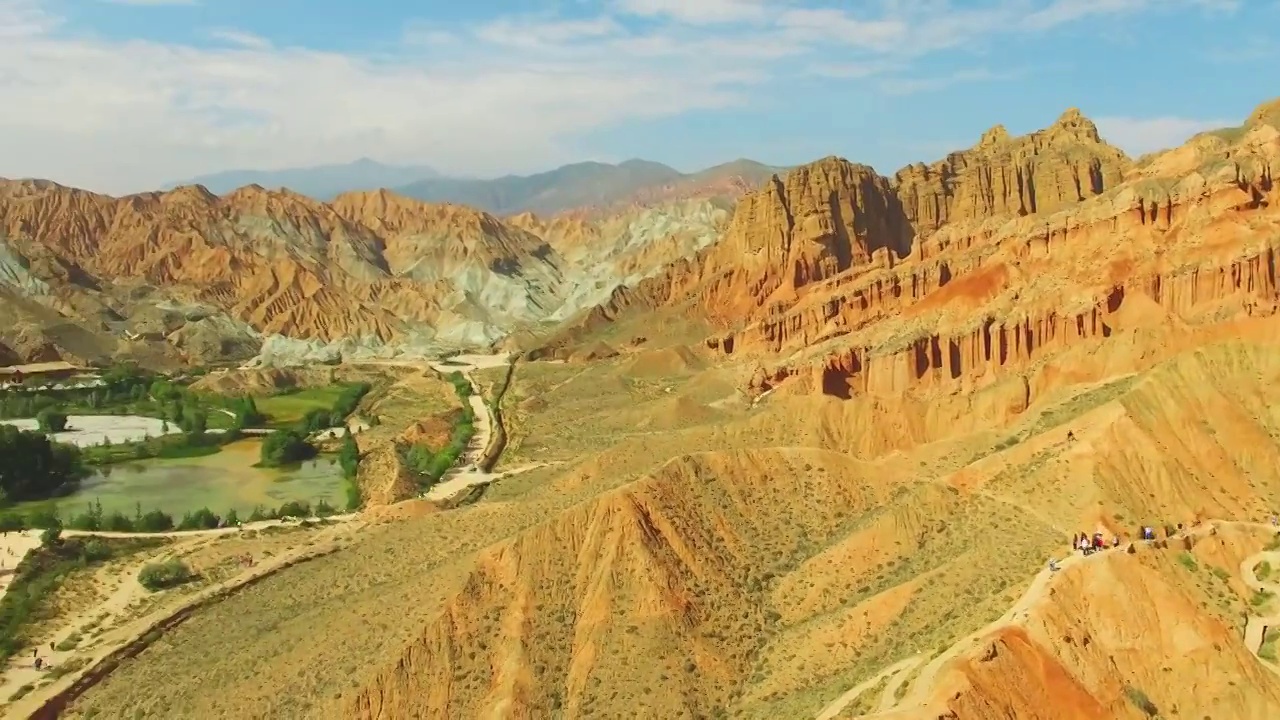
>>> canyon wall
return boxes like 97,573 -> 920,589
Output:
568,98 -> 1280,408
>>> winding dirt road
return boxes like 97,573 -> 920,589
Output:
815,655 -> 922,720
420,355 -> 515,502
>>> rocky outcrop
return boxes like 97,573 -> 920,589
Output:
893,108 -> 1130,232
552,99 -> 1280,405
355,442 -> 419,508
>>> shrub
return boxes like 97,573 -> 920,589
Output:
138,559 -> 196,591
35,408 -> 68,433
1122,685 -> 1159,716
39,527 -> 61,548
277,500 -> 311,518
259,429 -> 316,466
81,539 -> 112,562
136,509 -> 175,533
177,507 -> 221,531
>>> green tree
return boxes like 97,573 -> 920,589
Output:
186,407 -> 208,436
35,408 -> 68,433
259,429 -> 316,467
338,429 -> 360,478
0,426 -> 86,502
232,396 -> 265,427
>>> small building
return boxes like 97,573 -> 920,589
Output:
0,361 -> 88,384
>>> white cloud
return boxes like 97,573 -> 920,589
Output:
878,67 -> 1024,96
806,60 -> 903,78
611,0 -> 772,25
97,0 -> 198,5
1094,116 -> 1235,156
0,0 -> 1244,194
208,29 -> 272,49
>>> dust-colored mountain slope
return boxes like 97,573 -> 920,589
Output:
0,179 -> 726,362
338,338 -> 1280,720
508,200 -> 731,321
43,97 -> 1280,720
899,524 -> 1280,720
0,180 -> 411,342
58,330 -> 1280,720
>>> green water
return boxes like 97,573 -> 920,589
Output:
25,439 -> 345,518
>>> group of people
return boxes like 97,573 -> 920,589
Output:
1074,531 -> 1121,556
1050,526 -> 1157,571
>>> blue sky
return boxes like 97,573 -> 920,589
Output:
0,0 -> 1274,193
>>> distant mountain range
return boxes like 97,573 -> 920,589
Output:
167,158 -> 442,201
168,158 -> 787,217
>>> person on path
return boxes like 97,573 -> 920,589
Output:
1049,558 -> 1059,572
34,657 -> 42,670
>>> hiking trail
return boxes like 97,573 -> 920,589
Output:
817,520 -> 1279,718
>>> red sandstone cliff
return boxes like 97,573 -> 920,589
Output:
549,99 -> 1279,404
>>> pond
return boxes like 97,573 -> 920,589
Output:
20,438 -> 346,519
1,414 -> 181,446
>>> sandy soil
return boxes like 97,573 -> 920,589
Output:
1241,545 -> 1280,666
0,415 -> 179,447
815,655 -> 922,720
1,517 -> 364,715
0,530 -> 41,598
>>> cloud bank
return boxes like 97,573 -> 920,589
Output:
0,0 -> 1239,193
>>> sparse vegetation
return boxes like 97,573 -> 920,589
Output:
0,534 -> 163,661
1123,685 -> 1160,717
1261,627 -> 1280,661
